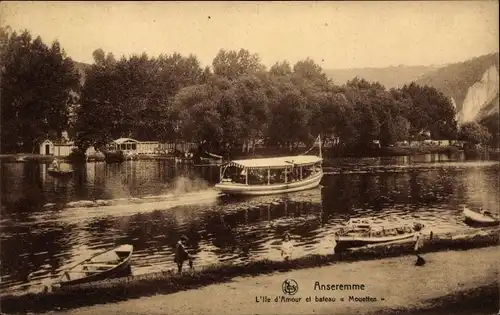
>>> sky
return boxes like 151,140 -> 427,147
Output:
1,1 -> 498,69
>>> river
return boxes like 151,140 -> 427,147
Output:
0,153 -> 498,295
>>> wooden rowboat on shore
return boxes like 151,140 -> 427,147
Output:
463,207 -> 499,226
336,219 -> 420,249
58,244 -> 133,287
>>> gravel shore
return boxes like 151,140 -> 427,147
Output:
48,246 -> 499,315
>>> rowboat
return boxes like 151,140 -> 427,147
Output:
48,162 -> 74,177
215,136 -> 323,196
58,244 -> 133,287
198,151 -> 223,164
336,219 -> 419,249
463,207 -> 499,226
48,168 -> 74,176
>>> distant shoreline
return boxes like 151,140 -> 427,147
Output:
0,145 -> 479,163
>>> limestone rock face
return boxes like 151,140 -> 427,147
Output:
459,65 -> 499,123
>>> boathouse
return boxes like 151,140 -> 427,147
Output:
39,139 -> 96,157
108,138 -> 197,155
108,138 -> 160,154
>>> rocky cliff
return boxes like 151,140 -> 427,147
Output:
415,52 -> 499,124
459,65 -> 499,123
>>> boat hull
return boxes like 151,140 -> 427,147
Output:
48,170 -> 73,177
337,233 -> 414,249
463,208 -> 499,226
215,171 -> 323,196
59,245 -> 133,287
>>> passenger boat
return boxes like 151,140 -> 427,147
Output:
463,207 -> 499,226
336,219 -> 419,249
58,244 -> 133,287
215,136 -> 323,196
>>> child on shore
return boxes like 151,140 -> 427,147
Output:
281,232 -> 293,261
413,225 -> 425,266
332,233 -> 339,255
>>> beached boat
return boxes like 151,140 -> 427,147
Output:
58,244 -> 133,287
463,207 -> 499,226
336,219 -> 418,249
215,137 -> 323,196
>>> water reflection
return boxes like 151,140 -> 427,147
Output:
0,155 -> 498,295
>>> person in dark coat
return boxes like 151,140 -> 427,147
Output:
174,235 -> 191,273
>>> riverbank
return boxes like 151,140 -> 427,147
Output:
0,154 -> 103,163
0,145 -> 466,163
0,228 -> 497,314
38,246 -> 500,315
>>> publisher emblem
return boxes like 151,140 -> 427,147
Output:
282,279 -> 299,295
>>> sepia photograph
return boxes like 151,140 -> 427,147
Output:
0,1 -> 498,314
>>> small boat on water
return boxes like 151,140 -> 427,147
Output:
215,136 -> 323,196
48,161 -> 74,177
58,244 -> 133,287
199,151 -> 223,164
463,207 -> 499,226
48,168 -> 74,176
15,156 -> 27,162
336,219 -> 420,249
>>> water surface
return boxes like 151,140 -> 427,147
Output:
1,153 -> 498,294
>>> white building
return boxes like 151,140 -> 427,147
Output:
39,139 -> 96,157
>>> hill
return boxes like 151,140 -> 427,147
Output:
415,52 -> 499,123
324,65 -> 440,89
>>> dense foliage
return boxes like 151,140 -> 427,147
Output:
74,48 -> 461,156
3,27 -> 480,156
478,113 -> 499,148
0,27 -> 80,153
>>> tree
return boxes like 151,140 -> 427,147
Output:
212,49 -> 265,81
459,122 -> 492,146
293,58 -> 329,85
479,113 -> 499,148
233,75 -> 270,150
379,115 -> 411,146
0,27 -> 80,153
269,60 -> 292,77
267,83 -> 310,148
400,83 -> 457,140
74,49 -> 121,151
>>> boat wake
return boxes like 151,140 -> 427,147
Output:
14,190 -> 221,227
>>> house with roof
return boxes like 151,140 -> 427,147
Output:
39,139 -> 96,157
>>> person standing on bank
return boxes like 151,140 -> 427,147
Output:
413,224 -> 425,266
174,235 -> 191,273
332,233 -> 339,256
281,232 -> 293,261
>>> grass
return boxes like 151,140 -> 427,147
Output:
0,229 -> 497,314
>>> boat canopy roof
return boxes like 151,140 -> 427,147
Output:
226,155 -> 322,169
